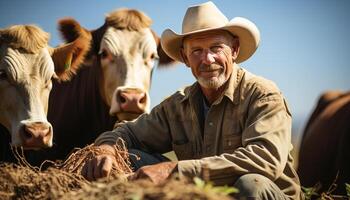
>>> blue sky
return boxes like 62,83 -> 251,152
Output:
1,0 -> 349,141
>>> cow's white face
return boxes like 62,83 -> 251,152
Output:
99,27 -> 158,120
0,22 -> 90,150
0,45 -> 54,149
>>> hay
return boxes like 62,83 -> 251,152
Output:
0,142 -> 235,200
10,139 -> 133,178
58,140 -> 133,178
0,141 -> 133,200
0,163 -> 233,200
0,163 -> 88,200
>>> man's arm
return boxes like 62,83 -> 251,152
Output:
82,102 -> 174,181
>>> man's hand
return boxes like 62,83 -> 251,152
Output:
128,161 -> 178,184
81,144 -> 117,181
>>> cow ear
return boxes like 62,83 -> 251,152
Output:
51,18 -> 91,81
151,30 -> 175,67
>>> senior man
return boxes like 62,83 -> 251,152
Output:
82,2 -> 301,199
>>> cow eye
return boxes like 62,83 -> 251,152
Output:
100,49 -> 109,59
150,53 -> 159,60
145,53 -> 159,66
0,69 -> 7,80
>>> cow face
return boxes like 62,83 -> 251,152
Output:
0,45 -> 54,149
99,27 -> 158,120
58,10 -> 174,122
0,24 -> 90,149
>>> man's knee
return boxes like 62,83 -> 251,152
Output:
234,174 -> 287,200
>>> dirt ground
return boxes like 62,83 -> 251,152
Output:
0,144 -> 234,200
0,163 -> 234,200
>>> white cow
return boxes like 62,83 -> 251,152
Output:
55,9 -> 173,122
0,22 -> 91,149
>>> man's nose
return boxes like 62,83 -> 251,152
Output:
202,50 -> 215,65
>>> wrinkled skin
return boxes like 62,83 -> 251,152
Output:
181,30 -> 239,104
81,144 -> 177,184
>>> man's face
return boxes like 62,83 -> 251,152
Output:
182,30 -> 239,89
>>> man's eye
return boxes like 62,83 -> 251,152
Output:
0,69 -> 7,80
192,49 -> 202,55
211,46 -> 223,52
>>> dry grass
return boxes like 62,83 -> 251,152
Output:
0,142 -> 234,200
0,163 -> 89,200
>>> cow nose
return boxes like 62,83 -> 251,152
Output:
20,122 -> 52,148
118,90 -> 147,113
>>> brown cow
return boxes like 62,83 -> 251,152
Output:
298,91 -> 350,195
0,22 -> 91,161
21,9 -> 173,165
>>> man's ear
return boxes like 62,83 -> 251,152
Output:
231,37 -> 240,60
180,47 -> 190,67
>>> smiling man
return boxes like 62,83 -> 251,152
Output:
81,2 -> 301,199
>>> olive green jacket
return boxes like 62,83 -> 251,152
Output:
95,65 -> 301,199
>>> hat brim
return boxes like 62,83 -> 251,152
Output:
161,17 -> 260,64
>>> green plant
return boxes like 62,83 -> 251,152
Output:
346,183 -> 350,197
302,185 -> 320,200
302,182 -> 350,200
193,177 -> 239,196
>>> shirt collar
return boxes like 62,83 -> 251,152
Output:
222,63 -> 243,105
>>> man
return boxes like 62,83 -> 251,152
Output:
82,2 -> 301,199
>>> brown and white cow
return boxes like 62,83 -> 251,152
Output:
21,9 -> 173,165
298,91 -> 350,195
0,22 -> 91,153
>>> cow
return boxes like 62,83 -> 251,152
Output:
298,91 -> 350,196
21,8 -> 173,166
0,22 -> 91,162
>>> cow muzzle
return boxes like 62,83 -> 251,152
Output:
19,122 -> 53,149
110,88 -> 148,121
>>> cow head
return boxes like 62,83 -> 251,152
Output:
59,9 -> 173,121
0,23 -> 91,149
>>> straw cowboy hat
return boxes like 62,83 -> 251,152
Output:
161,1 -> 260,63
